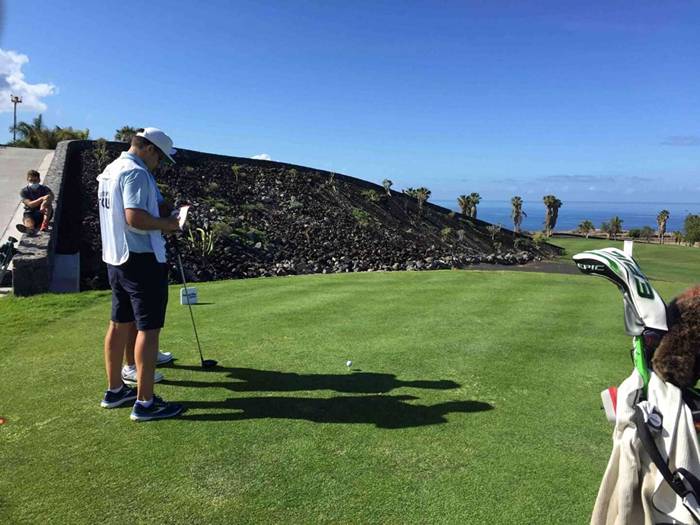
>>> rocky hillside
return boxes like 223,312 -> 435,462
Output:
58,141 -> 561,289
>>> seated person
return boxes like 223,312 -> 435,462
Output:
16,170 -> 53,234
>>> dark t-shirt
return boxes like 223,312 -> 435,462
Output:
20,184 -> 51,211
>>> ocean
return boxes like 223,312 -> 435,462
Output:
432,200 -> 700,233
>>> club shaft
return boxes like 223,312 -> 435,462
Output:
174,248 -> 205,364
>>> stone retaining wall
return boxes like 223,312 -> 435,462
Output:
12,140 -> 91,296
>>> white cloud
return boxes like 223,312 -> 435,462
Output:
251,153 -> 271,161
0,49 -> 55,113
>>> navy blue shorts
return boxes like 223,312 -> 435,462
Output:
23,210 -> 43,226
107,253 -> 169,331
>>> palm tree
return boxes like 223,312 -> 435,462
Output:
382,179 -> 393,197
673,231 -> 684,244
511,196 -> 526,233
609,216 -> 623,240
600,222 -> 611,239
656,210 -> 670,244
468,192 -> 481,218
457,195 -> 471,216
54,126 -> 89,142
577,220 -> 595,239
542,195 -> 562,237
10,114 -> 50,148
115,126 -> 139,143
10,114 -> 89,149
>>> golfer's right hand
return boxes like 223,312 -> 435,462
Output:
161,215 -> 180,233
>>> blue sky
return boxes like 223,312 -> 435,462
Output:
2,0 -> 699,203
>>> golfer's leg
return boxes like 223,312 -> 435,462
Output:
104,322 -> 132,390
123,323 -> 137,367
135,328 -> 159,401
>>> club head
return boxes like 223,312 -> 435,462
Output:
201,359 -> 218,369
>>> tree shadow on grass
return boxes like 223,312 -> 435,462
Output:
179,395 -> 493,428
163,365 -> 461,394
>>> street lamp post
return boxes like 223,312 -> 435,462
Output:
10,94 -> 22,142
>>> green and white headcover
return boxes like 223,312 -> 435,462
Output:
573,247 -> 667,333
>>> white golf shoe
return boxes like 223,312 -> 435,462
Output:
121,366 -> 164,385
156,351 -> 174,365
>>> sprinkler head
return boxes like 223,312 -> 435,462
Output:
201,359 -> 218,369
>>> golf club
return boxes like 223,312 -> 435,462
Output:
173,241 -> 217,369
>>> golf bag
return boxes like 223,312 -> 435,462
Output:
0,236 -> 19,286
574,247 -> 700,524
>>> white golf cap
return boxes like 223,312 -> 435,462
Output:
136,127 -> 177,164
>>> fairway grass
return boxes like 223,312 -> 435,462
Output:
551,236 -> 700,285
0,240 -> 697,523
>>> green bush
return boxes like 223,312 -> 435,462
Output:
232,226 -> 267,244
241,202 -> 266,212
532,232 -> 547,246
685,214 -> 700,244
351,208 -> 372,227
187,227 -> 216,257
361,189 -> 381,203
93,139 -> 109,172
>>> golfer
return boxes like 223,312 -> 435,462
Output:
97,127 -> 183,421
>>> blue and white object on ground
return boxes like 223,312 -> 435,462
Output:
180,287 -> 197,305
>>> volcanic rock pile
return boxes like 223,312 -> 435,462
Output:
67,142 -> 559,289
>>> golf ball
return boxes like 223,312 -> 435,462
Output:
346,360 -> 353,368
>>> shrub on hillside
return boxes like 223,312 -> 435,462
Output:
361,189 -> 381,203
352,207 -> 372,227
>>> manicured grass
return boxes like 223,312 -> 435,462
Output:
551,237 -> 700,286
0,243 -> 695,523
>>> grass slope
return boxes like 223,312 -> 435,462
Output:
0,240 -> 695,523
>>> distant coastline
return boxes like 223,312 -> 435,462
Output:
433,199 -> 699,232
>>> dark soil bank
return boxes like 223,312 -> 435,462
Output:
61,141 -> 561,290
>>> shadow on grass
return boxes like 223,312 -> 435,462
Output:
166,366 -> 491,428
179,395 -> 493,428
163,365 -> 461,394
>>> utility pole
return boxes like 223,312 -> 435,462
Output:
10,94 -> 22,142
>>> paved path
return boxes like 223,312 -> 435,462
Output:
0,147 -> 54,245
465,259 -> 579,275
